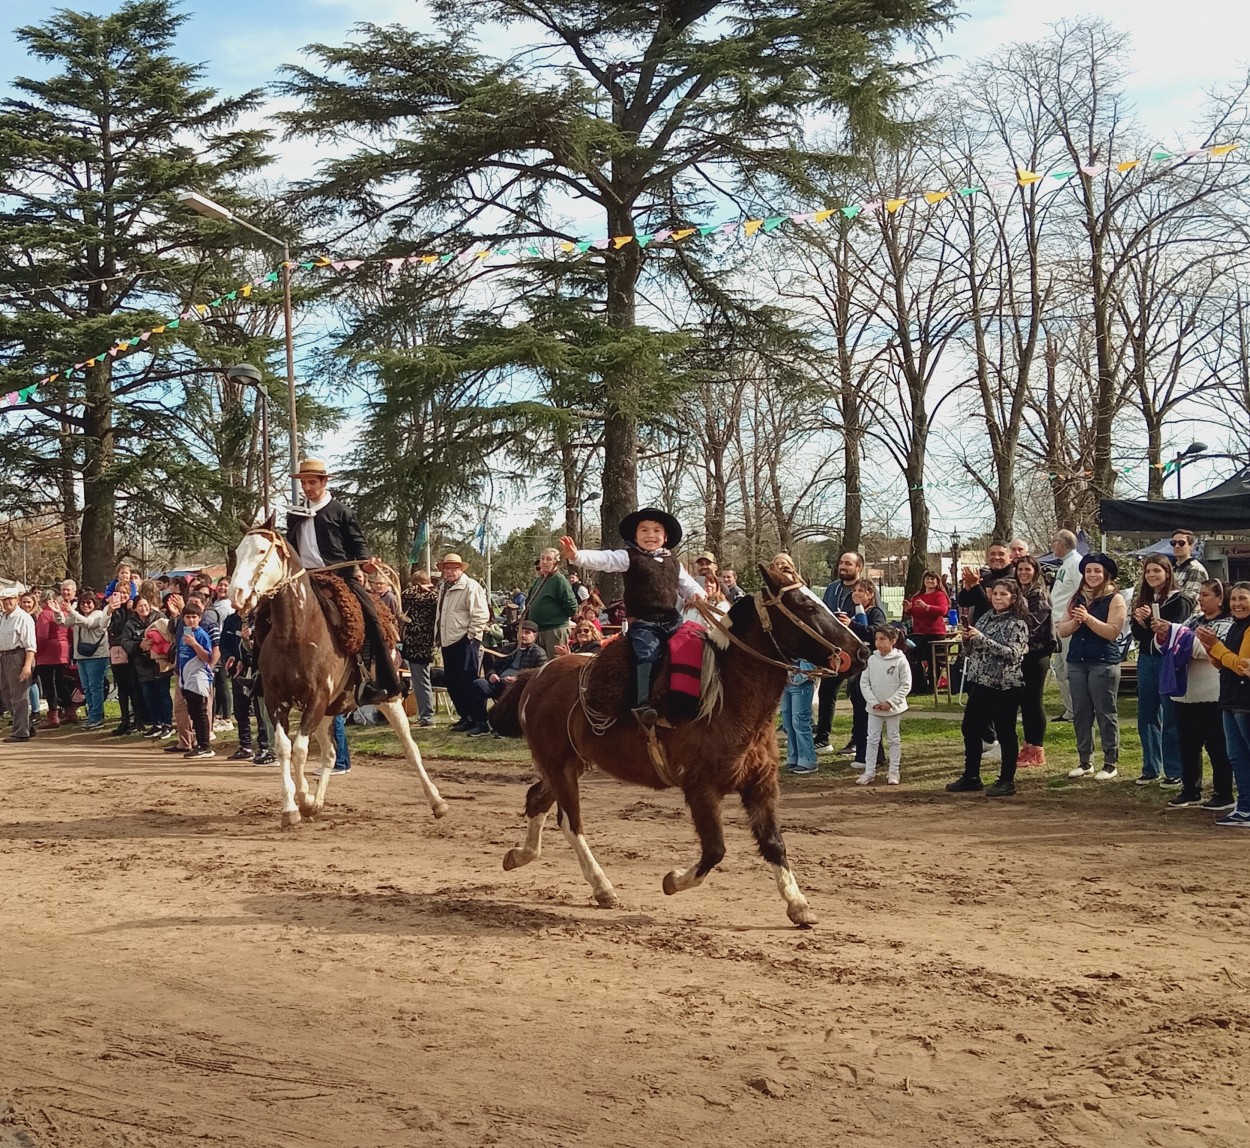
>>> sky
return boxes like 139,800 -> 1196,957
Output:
2,0 -> 1247,539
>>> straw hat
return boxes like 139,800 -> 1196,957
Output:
438,552 -> 468,570
291,458 -> 331,479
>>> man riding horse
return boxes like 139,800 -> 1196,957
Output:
286,458 -> 400,706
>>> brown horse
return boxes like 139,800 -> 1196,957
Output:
490,565 -> 869,926
228,520 -> 448,828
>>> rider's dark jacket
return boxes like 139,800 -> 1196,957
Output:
285,497 -> 367,569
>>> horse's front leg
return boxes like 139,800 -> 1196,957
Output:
377,700 -> 449,819
740,773 -> 816,928
662,781 -> 725,895
289,726 -> 313,814
304,716 -> 335,816
273,721 -> 301,829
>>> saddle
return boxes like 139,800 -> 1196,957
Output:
579,623 -> 719,734
253,572 -> 398,662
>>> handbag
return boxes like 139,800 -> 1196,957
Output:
109,645 -> 129,665
77,633 -> 105,659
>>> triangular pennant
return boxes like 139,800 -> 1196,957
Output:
612,235 -> 633,248
151,326 -> 165,334
1210,144 -> 1240,156
762,216 -> 786,232
650,229 -> 671,242
208,297 -> 223,307
240,285 -> 252,297
195,304 -> 210,316
314,256 -> 333,266
1151,150 -> 1173,162
299,261 -> 315,270
885,199 -> 908,213
386,257 -> 406,271
697,224 -> 719,236
958,186 -> 982,197
1016,169 -> 1042,184
421,254 -> 439,264
671,228 -> 697,241
525,245 -> 542,256
812,209 -> 837,223
19,386 -> 34,400
1080,164 -> 1106,176
559,241 -> 576,252
789,212 -> 813,223
636,233 -> 653,248
840,205 -> 861,218
923,190 -> 951,205
1115,160 -> 1140,173
592,238 -> 611,249
439,253 -> 455,262
861,200 -> 882,212
474,249 -> 491,260
1179,148 -> 1205,158
225,291 -> 237,301
139,331 -> 151,342
86,358 -> 96,367
166,319 -> 180,329
575,240 -> 593,253
743,219 -> 764,236
264,271 -> 280,282
1049,170 -> 1077,180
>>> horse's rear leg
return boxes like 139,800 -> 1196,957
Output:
548,767 -> 617,908
740,774 -> 817,928
662,782 -> 725,895
503,780 -> 555,870
376,700 -> 449,819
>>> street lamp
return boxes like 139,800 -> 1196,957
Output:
225,363 -> 270,518
578,491 -> 600,540
1171,441 -> 1208,498
177,190 -> 300,504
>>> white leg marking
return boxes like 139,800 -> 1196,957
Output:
377,699 -> 448,818
274,723 -> 300,827
503,811 -> 548,870
662,861 -> 706,895
309,717 -> 335,813
771,862 -> 817,927
559,820 -> 618,907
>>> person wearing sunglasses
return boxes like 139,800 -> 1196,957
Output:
1169,532 -> 1207,610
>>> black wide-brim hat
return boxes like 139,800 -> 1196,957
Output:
619,508 -> 683,549
1079,551 -> 1119,581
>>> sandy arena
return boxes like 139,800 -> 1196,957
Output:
1,734 -> 1247,1147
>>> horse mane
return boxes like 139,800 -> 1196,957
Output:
487,670 -> 541,737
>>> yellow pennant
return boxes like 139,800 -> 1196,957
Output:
559,241 -> 576,253
421,254 -> 439,264
1016,170 -> 1042,185
151,326 -> 166,334
1116,160 -> 1140,173
671,228 -> 697,241
743,219 -> 764,236
885,198 -> 908,213
612,235 -> 633,248
1211,144 -> 1240,156
924,190 -> 952,205
240,284 -> 252,297
85,358 -> 96,367
812,209 -> 836,223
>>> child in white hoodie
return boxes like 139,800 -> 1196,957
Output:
857,626 -> 912,785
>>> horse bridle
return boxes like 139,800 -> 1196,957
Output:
693,584 -> 859,679
238,527 -> 307,602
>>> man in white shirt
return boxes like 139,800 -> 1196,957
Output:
1049,529 -> 1082,722
434,553 -> 491,731
0,583 -> 38,741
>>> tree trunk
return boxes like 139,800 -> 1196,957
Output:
58,410 -> 81,582
80,361 -> 114,588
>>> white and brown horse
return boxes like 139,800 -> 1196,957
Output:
228,520 -> 448,828
489,564 -> 869,926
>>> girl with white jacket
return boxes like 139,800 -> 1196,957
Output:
857,626 -> 912,785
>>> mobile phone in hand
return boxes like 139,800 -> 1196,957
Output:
1151,603 -> 1161,622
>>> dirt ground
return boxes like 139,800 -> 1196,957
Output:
1,732 -> 1247,1148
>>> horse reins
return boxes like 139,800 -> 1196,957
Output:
240,528 -> 308,601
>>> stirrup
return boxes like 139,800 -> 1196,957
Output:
356,680 -> 388,706
632,704 -> 660,728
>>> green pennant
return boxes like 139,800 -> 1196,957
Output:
128,337 -> 141,346
697,224 -> 719,236
19,385 -> 35,400
525,245 -> 542,256
264,271 -> 279,282
841,205 -> 862,218
762,216 -> 786,233
636,233 -> 653,248
495,247 -> 510,256
1151,150 -> 1173,161
225,290 -> 237,301
166,318 -> 180,329
208,297 -> 223,307
576,240 -> 593,253
1050,170 -> 1077,179
958,186 -> 982,196
439,254 -> 455,263
299,261 -> 315,270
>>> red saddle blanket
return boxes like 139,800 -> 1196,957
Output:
581,621 -> 707,723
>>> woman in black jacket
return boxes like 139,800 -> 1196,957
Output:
846,579 -> 888,771
1015,556 -> 1056,767
108,595 -> 148,736
1130,556 -> 1192,785
120,596 -> 171,737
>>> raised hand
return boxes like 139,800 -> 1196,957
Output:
558,535 -> 578,562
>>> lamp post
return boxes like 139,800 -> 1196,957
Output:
578,491 -> 600,541
1170,441 -> 1208,499
177,191 -> 300,505
225,363 -> 270,518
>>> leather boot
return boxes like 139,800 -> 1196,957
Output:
632,662 -> 658,727
63,707 -> 80,723
44,709 -> 61,729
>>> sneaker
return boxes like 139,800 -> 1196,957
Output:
980,741 -> 1002,763
946,775 -> 983,793
835,742 -> 856,757
227,748 -> 253,761
184,747 -> 215,759
466,723 -> 493,737
1202,796 -> 1235,812
812,738 -> 831,753
850,760 -> 867,772
417,718 -> 435,728
1052,713 -> 1072,723
1134,775 -> 1159,786
109,725 -> 132,737
855,771 -> 876,786
1159,778 -> 1183,790
143,726 -> 162,739
213,719 -> 233,733
887,770 -> 900,785
163,743 -> 187,753
1214,810 -> 1250,827
449,718 -> 472,732
986,779 -> 1016,797
1094,766 -> 1118,781
160,726 -> 175,739
1067,764 -> 1093,779
253,751 -> 276,766
788,763 -> 818,775
81,720 -> 103,731
1166,792 -> 1203,808
331,763 -> 351,774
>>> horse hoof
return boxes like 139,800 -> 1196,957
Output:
593,890 -> 619,909
788,903 -> 817,928
662,870 -> 680,896
432,801 -> 450,819
502,848 -> 527,871
280,810 -> 302,830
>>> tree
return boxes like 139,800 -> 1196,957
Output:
277,0 -> 954,586
0,0 -> 274,584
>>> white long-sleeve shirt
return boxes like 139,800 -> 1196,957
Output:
1050,549 -> 1083,627
572,547 -> 705,608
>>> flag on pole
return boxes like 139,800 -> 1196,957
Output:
409,521 -> 428,564
471,522 -> 487,556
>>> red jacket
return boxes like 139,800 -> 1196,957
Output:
35,605 -> 70,666
904,589 -> 950,636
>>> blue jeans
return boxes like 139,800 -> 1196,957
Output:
78,657 -> 109,725
781,681 -> 816,767
1136,657 -> 1181,780
333,713 -> 349,768
28,681 -> 40,717
140,676 -> 173,726
1221,710 -> 1250,814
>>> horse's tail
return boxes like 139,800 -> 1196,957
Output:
487,668 -> 541,738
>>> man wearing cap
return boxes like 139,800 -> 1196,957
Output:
434,553 -> 491,731
0,583 -> 37,741
286,458 -> 399,705
694,550 -> 718,584
462,619 -> 548,736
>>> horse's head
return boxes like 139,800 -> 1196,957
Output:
751,563 -> 870,676
229,515 -> 295,613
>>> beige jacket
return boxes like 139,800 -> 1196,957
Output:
434,574 -> 490,646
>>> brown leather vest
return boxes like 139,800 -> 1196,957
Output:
624,548 -> 681,624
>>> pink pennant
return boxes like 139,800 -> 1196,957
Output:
861,200 -> 882,213
330,261 -> 348,271
651,229 -> 671,242
592,238 -> 611,249
457,250 -> 476,262
719,222 -> 738,234
406,254 -> 424,264
139,331 -> 151,342
1179,148 -> 1205,159
109,347 -> 121,357
789,212 -> 813,224
3,392 -> 16,406
385,257 -> 405,272
1080,164 -> 1106,176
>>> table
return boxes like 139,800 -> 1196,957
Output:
927,634 -> 961,706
